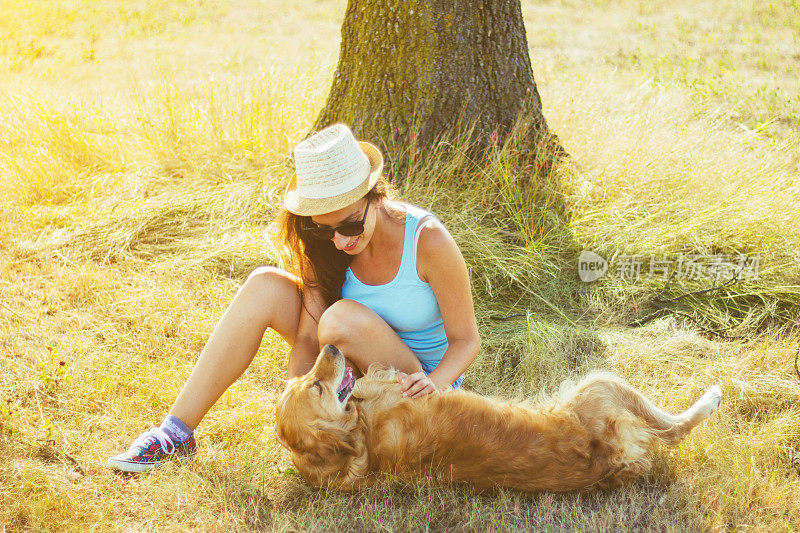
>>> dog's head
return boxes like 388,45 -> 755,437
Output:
275,344 -> 363,487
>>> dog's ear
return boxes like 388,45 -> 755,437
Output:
274,428 -> 291,450
291,424 -> 365,489
289,432 -> 352,481
284,422 -> 357,459
314,421 -> 358,457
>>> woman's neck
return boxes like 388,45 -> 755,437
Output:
358,201 -> 405,261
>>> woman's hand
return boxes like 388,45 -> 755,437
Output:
397,371 -> 438,398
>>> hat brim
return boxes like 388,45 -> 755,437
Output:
284,141 -> 383,216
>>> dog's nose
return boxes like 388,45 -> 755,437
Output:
322,344 -> 341,357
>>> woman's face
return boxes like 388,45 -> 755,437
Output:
310,197 -> 376,255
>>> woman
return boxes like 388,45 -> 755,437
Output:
108,124 -> 480,472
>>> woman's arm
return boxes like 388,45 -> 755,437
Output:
286,283 -> 327,378
401,219 -> 480,396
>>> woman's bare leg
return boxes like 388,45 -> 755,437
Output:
316,299 -> 423,376
167,266 -> 303,429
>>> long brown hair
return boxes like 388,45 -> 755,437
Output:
274,176 -> 397,309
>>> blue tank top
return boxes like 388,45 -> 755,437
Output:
341,203 -> 448,366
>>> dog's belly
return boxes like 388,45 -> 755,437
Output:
360,391 -> 609,492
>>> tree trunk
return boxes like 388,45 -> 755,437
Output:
313,0 -> 559,181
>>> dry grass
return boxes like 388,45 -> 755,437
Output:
1,0 -> 799,531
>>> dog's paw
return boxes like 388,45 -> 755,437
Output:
697,385 -> 722,417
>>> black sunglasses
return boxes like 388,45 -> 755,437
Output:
302,201 -> 370,240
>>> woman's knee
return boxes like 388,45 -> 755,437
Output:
242,266 -> 299,300
317,299 -> 372,346
234,266 -> 301,327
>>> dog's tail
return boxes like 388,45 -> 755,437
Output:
566,372 -> 722,445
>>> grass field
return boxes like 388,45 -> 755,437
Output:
1,0 -> 799,531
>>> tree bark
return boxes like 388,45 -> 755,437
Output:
313,0 -> 559,181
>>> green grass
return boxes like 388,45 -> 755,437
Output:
1,0 -> 799,531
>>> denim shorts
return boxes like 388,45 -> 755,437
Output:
420,361 -> 464,389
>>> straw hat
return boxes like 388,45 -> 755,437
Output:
284,123 -> 384,216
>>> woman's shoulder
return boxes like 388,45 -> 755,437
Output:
386,201 -> 445,230
391,200 -> 450,251
413,215 -> 462,283
393,201 -> 434,219
415,218 -> 453,251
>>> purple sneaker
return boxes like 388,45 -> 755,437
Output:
107,426 -> 197,473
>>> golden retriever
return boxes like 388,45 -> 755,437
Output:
275,344 -> 721,492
